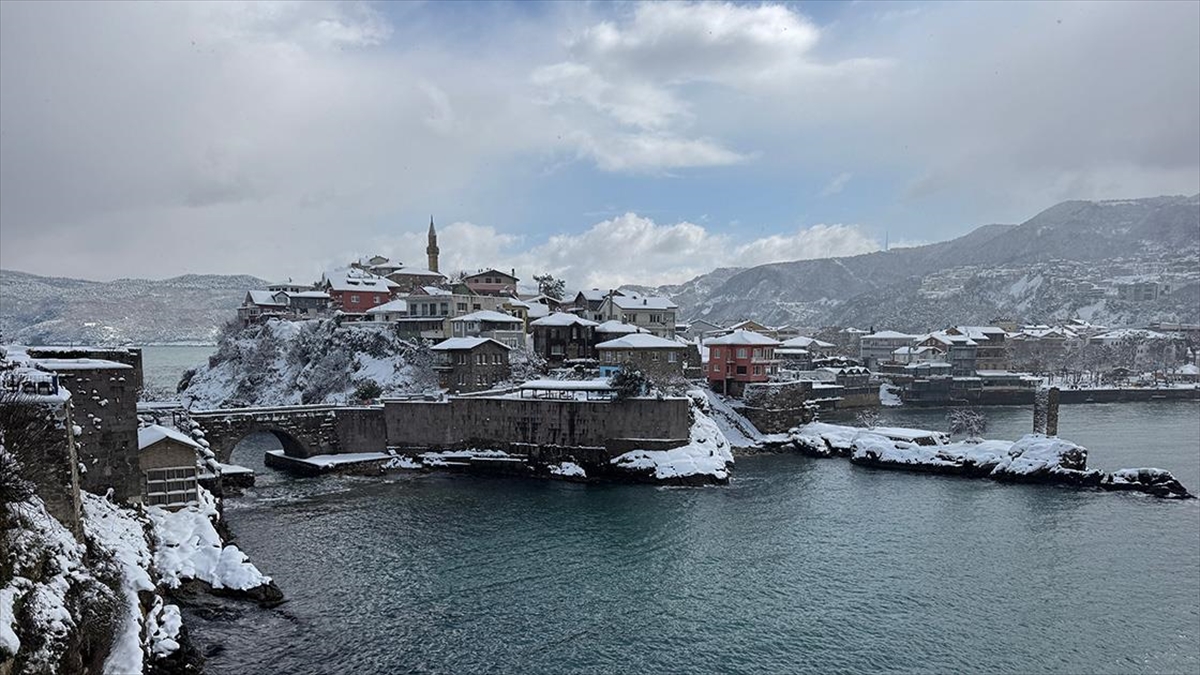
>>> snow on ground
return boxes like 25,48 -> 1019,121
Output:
382,455 -> 423,470
879,384 -> 902,407
610,392 -> 734,481
148,487 -> 271,592
268,450 -> 393,467
2,493 -> 86,671
81,492 -> 158,674
991,434 -> 1087,476
700,389 -> 769,450
549,461 -> 587,478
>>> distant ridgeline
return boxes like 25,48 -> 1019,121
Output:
0,270 -> 267,345
642,194 -> 1200,330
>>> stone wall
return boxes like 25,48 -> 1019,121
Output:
383,396 -> 690,455
27,347 -> 144,396
57,366 -> 142,502
335,407 -> 387,454
4,398 -> 83,537
740,381 -> 817,433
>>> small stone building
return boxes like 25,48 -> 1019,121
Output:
431,337 -> 512,393
596,333 -> 687,381
138,424 -> 201,509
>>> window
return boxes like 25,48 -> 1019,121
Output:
350,294 -> 360,304
476,353 -> 485,365
651,352 -> 659,361
650,314 -> 661,323
712,348 -> 721,359
737,348 -> 747,359
712,363 -> 720,372
473,303 -> 481,310
457,302 -> 468,311
668,352 -> 677,363
457,353 -> 467,365
440,303 -> 449,315
736,366 -> 747,375
551,345 -> 564,355
373,295 -> 380,304
144,467 -> 198,508
753,365 -> 761,375
477,374 -> 484,385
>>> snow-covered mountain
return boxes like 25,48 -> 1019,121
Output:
0,271 -> 267,345
650,194 -> 1200,331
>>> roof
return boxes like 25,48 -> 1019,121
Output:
780,336 -> 834,349
595,334 -> 685,350
287,290 -> 330,299
576,289 -> 610,302
365,299 -> 409,314
464,268 -> 518,282
138,424 -> 203,451
449,310 -> 523,324
420,286 -> 453,296
246,290 -> 285,306
520,378 -> 613,391
862,330 -> 918,340
430,337 -> 512,351
325,272 -> 396,292
704,329 -> 780,346
918,331 -> 977,346
530,313 -> 599,328
388,267 -> 446,278
595,320 -> 645,334
954,326 -> 1008,341
34,358 -> 133,371
1092,328 -> 1169,341
609,293 -> 677,310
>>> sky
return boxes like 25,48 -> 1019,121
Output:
1,0 -> 1197,289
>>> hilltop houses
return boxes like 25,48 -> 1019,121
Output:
598,292 -> 678,338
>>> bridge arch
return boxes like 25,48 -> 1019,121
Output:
219,425 -> 313,464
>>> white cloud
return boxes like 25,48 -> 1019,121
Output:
367,213 -> 879,291
819,172 -> 853,197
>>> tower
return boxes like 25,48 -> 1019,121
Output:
426,216 -> 440,273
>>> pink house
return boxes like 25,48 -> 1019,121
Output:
704,329 -> 780,397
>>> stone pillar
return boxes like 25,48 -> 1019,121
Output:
1046,387 -> 1060,437
1033,387 -> 1048,435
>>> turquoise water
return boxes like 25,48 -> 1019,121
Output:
183,401 -> 1200,675
139,344 -> 214,396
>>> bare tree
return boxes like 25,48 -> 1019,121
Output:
855,408 -> 881,429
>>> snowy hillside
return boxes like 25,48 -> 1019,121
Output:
0,270 -> 267,345
660,194 -> 1200,330
178,319 -> 443,409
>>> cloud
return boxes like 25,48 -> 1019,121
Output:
819,172 -> 853,197
366,213 -> 879,291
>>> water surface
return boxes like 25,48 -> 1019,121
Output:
187,401 -> 1200,675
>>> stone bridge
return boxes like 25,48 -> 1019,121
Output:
189,405 -> 386,463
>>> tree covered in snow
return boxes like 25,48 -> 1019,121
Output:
533,273 -> 566,300
610,366 -> 649,400
947,408 -> 989,442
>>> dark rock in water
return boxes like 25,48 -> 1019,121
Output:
1102,468 -> 1195,499
172,577 -> 286,608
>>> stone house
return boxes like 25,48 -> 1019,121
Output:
599,293 -> 678,338
858,330 -> 919,369
431,337 -> 512,393
530,313 -> 599,366
138,425 -> 201,509
572,289 -> 614,322
949,326 -> 1009,371
595,333 -> 687,380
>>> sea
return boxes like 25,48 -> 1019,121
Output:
139,347 -> 1200,674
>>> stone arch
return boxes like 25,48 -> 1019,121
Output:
221,425 -> 313,464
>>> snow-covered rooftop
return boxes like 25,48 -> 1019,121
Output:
246,290 -> 285,306
325,272 -> 396,292
704,329 -> 779,346
609,293 -> 677,310
138,424 -> 203,451
519,378 -> 613,391
388,267 -> 445,278
365,299 -> 409,314
595,320 -> 645,334
780,336 -> 834,349
576,289 -> 610,302
595,333 -> 685,350
34,358 -> 133,371
420,286 -> 453,296
430,337 -> 512,351
448,310 -> 523,324
862,330 -> 918,340
530,313 -> 599,327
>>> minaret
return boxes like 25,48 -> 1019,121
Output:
426,215 -> 440,273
